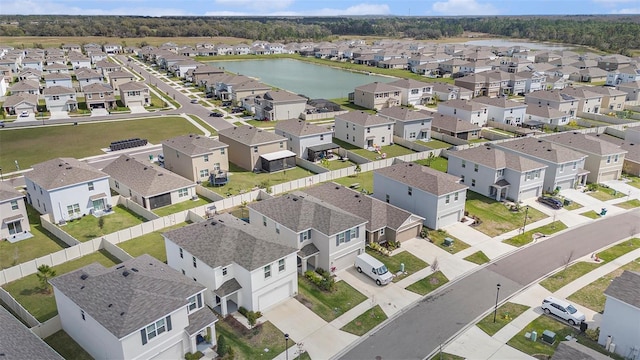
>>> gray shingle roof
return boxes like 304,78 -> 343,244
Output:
9,80 -> 39,91
495,137 -> 587,164
82,82 -> 113,93
375,162 -> 467,196
43,86 -> 75,95
163,213 -> 297,271
543,132 -> 627,156
0,182 -> 23,202
449,146 -> 547,172
27,157 -> 109,191
592,133 -> 640,164
439,99 -> 488,112
108,70 -> 133,79
275,119 -> 332,137
218,125 -> 287,146
336,111 -> 394,127
49,254 -> 205,339
2,93 -> 38,107
354,82 -> 401,93
472,97 -> 526,109
429,113 -> 482,133
387,78 -> 432,90
44,72 -> 71,80
0,306 -> 64,360
604,270 -> 640,309
185,309 -> 217,336
248,192 -> 367,235
162,134 -> 228,156
377,106 -> 432,123
526,90 -> 576,103
119,81 -> 148,91
526,104 -> 567,119
263,90 -> 307,102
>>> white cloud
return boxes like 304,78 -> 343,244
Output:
0,0 -> 188,16
207,2 -> 391,16
214,0 -> 295,11
432,0 -> 498,15
611,7 -> 640,14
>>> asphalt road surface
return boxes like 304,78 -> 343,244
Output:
339,209 -> 640,360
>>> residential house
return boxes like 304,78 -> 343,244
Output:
473,97 -> 527,126
119,82 -> 150,107
162,134 -> 229,182
102,155 -> 196,211
217,125 -> 293,173
545,75 -> 569,90
617,81 -> 640,105
2,93 -> 38,116
438,99 -> 489,127
525,104 -> 571,126
9,79 -> 40,96
21,57 -> 44,72
592,133 -> 640,177
75,68 -> 105,91
190,65 -> 224,84
586,86 -> 628,113
430,82 -> 473,102
248,192 -> 368,273
170,59 -> 200,79
0,306 -> 63,360
25,158 -> 112,224
494,137 -> 589,192
334,111 -> 395,149
94,59 -> 121,75
597,54 -> 631,71
17,68 -> 41,82
103,44 -> 122,54
517,71 -> 547,94
303,182 -> 424,244
560,87 -> 603,114
44,72 -> 72,89
377,106 -> 432,141
569,67 -> 608,83
50,254 -> 216,360
373,162 -> 468,230
543,132 -> 627,183
229,79 -> 271,105
386,78 -> 433,106
455,72 -> 501,98
525,90 -> 579,118
459,61 -> 493,75
0,182 -> 30,241
43,86 -> 77,113
108,70 -> 135,92
68,55 -> 91,70
439,59 -> 469,75
90,52 -> 108,64
163,214 -> 298,316
83,83 -> 116,110
598,271 -> 640,359
430,113 -> 481,140
250,91 -> 307,121
274,119 -> 335,160
447,146 -> 547,201
352,82 -> 402,110
606,64 -> 640,86
43,63 -> 69,74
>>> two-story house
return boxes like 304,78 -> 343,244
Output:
50,254 -> 217,360
9,80 -> 40,96
438,99 -> 489,127
377,106 -> 432,141
386,78 -> 433,106
598,271 -> 640,360
83,83 -> 116,110
108,70 -> 135,92
2,93 -> 38,116
75,68 -> 105,91
119,82 -> 151,107
373,162 -> 468,230
251,90 -> 307,121
447,146 -> 547,202
560,87 -> 603,114
334,111 -> 395,149
0,306 -> 63,359
217,125 -> 294,173
586,86 -> 628,113
274,119 -> 336,161
525,104 -> 571,126
352,82 -> 402,110
43,86 -> 77,113
606,64 -> 640,86
43,72 -> 72,88
525,90 -> 579,119
162,134 -> 229,183
25,158 -> 112,224
0,182 -> 31,241
248,192 -> 368,273
473,97 -> 527,126
163,214 -> 298,316
430,113 -> 481,141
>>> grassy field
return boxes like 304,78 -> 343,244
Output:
587,185 -> 626,201
507,315 -> 575,357
207,163 -> 315,196
332,138 -> 415,161
60,205 -> 147,242
0,116 -> 203,171
539,262 -> 601,293
623,174 -> 640,189
296,277 -> 367,322
405,271 -> 449,296
153,196 -> 211,217
332,171 -> 374,195
476,302 -> 530,336
366,249 -> 428,283
414,156 -> 448,173
615,199 -> 640,209
503,221 -> 567,247
464,251 -> 491,265
340,305 -> 387,336
416,139 -> 453,149
465,193 -> 547,237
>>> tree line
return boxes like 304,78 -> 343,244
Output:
0,15 -> 638,54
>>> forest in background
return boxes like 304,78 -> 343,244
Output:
1,15 -> 639,55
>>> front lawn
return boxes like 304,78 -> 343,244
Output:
2,250 -> 121,322
426,229 -> 469,254
45,330 -> 93,360
476,302 -> 530,336
416,139 -> 452,149
405,271 -> 449,296
562,200 -> 583,211
296,277 -> 367,322
429,353 -> 465,360
216,315 -> 295,360
587,185 -> 625,201
539,262 -> 601,293
598,237 -> 640,262
207,163 -> 315,197
332,171 -> 374,195
414,156 -> 448,173
503,221 -> 567,247
153,196 -> 211,217
117,222 -> 190,263
615,199 -> 640,209
60,205 -> 147,242
580,210 -> 601,219
623,174 -> 640,189
465,193 -> 547,237
366,249 -> 428,283
464,251 -> 490,265
340,304 -> 388,336
507,315 -> 576,357
244,119 -> 279,128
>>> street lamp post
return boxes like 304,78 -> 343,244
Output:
0,167 -> 3,181
521,205 -> 530,233
493,283 -> 501,323
284,333 -> 290,360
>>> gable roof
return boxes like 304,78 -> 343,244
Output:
604,271 -> 640,309
354,82 -> 401,94
162,134 -> 228,156
429,113 -> 482,133
0,182 -> 23,203
9,80 -> 39,92
375,162 -> 467,196
119,81 -> 148,92
27,158 -> 108,191
439,99 -> 488,112
526,90 -> 576,103
263,90 -> 307,102
2,93 -> 38,107
43,85 -> 75,95
450,146 -> 547,172
543,132 -> 627,156
50,255 -> 204,339
526,104 -> 568,119
495,137 -> 587,164
0,306 -> 64,359
335,111 -> 394,127
473,96 -> 527,109
108,70 -> 134,79
218,125 -> 286,146
377,106 -> 432,123
83,83 -> 114,93
274,119 -> 332,137
163,213 -> 297,271
591,133 -> 640,165
387,78 -> 432,90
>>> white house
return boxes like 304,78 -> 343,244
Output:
274,119 -> 336,160
50,255 -> 217,360
472,97 -> 527,126
163,214 -> 298,316
44,72 -> 72,89
0,181 -> 31,241
373,162 -> 468,230
377,106 -> 432,141
598,271 -> 640,360
25,158 -> 112,224
438,99 -> 489,127
334,111 -> 395,149
75,68 -> 105,91
605,64 -> 640,86
43,86 -> 77,113
447,146 -> 547,202
248,192 -> 368,273
525,104 -> 571,126
386,78 -> 433,106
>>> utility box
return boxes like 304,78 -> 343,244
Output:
531,331 -> 537,342
542,330 -> 556,344
444,237 -> 454,247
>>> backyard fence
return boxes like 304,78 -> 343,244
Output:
430,132 -> 468,146
30,315 -> 62,339
393,136 -> 434,152
578,112 -> 635,125
0,287 -> 40,327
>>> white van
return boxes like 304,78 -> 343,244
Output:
355,253 -> 393,286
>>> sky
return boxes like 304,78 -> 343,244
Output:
0,0 -> 638,17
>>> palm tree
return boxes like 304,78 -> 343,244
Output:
354,164 -> 362,177
36,264 -> 56,294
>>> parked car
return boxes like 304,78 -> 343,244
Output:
209,112 -> 223,117
355,253 -> 393,286
541,296 -> 585,325
19,111 -> 30,117
538,196 -> 563,209
190,99 -> 199,104
0,121 -> 5,128
206,93 -> 214,98
231,107 -> 244,113
222,101 -> 232,107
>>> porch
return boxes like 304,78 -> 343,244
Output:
213,278 -> 241,316
297,243 -> 320,274
490,179 -> 510,202
186,309 -> 218,359
3,214 -> 33,243
576,169 -> 589,188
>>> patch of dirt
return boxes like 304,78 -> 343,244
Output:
429,277 -> 440,285
295,295 -> 313,310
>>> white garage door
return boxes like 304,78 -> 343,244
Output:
438,211 -> 460,229
555,179 -> 573,191
599,171 -> 618,182
519,187 -> 540,201
332,249 -> 360,273
151,341 -> 183,360
258,282 -> 291,311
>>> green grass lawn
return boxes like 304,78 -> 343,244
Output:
187,114 -> 218,135
623,174 -> 640,189
117,222 -> 189,263
503,221 -> 567,247
2,250 -> 121,322
587,185 -> 626,201
580,210 -> 601,219
539,262 -> 602,293
60,205 -> 147,242
598,237 -> 640,262
615,199 -> 640,209
208,163 -> 316,197
340,304 -> 387,336
320,159 -> 357,171
296,277 -> 367,322
405,271 -> 449,296
366,249 -> 428,283
153,196 -> 211,217
0,205 -> 69,270
216,316 -> 295,360
0,116 -> 202,171
244,119 -> 279,128
426,229 -> 470,254
477,302 -> 530,336
45,330 -> 93,360
507,315 -> 576,357
429,353 -> 465,360
568,258 -> 640,313
414,156 -> 448,173
329,97 -> 376,114
563,200 -> 583,211
415,139 -> 452,149
465,193 -> 547,237
464,251 -> 491,265
350,144 -> 415,161
332,171 -> 374,195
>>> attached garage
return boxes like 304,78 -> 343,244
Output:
393,223 -> 422,242
437,210 -> 461,229
554,179 -> 574,191
599,171 -> 618,182
519,187 -> 540,201
150,341 -> 183,360
257,281 -> 292,311
332,249 -> 360,273
149,193 -> 172,210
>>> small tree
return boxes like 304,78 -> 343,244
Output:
354,164 -> 361,177
240,201 -> 248,218
98,217 -> 105,233
217,334 -> 228,357
36,264 -> 56,293
426,152 -> 435,167
431,257 -> 440,273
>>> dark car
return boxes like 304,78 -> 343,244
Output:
231,107 -> 244,113
209,112 -> 223,117
538,196 -> 563,209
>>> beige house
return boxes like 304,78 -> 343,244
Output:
560,87 -> 603,114
231,80 -> 271,105
118,82 -> 150,107
0,182 -> 30,241
218,125 -> 293,172
525,90 -> 579,118
586,86 -> 628,113
108,70 -> 135,92
334,111 -> 395,149
83,83 -> 116,110
351,82 -> 402,110
250,90 -> 307,121
162,134 -> 229,182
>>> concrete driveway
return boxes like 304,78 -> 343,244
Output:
129,105 -> 148,113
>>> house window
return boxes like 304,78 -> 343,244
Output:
10,200 -> 18,210
453,109 -> 457,114
203,155 -> 209,162
346,134 -> 349,140
471,179 -> 476,187
408,187 -> 413,196
300,229 -> 311,242
178,188 -> 189,197
474,164 -> 479,172
454,192 -> 459,201
53,95 -> 60,100
179,248 -> 183,258
445,194 -> 450,204
350,228 -> 357,240
254,146 -> 258,153
192,256 -> 197,268
275,223 -> 280,234
181,269 -> 185,275
279,142 -> 284,148
614,154 -> 619,163
367,128 -> 371,133
461,160 -> 466,168
262,216 -> 267,227
279,259 -> 285,272
460,175 -> 465,183
141,316 -> 171,345
559,164 -> 565,173
409,132 -> 416,139
497,169 -> 504,177
336,232 -> 346,245
115,180 -> 119,189
67,204 -> 80,218
573,162 -> 577,170
320,135 -> 324,141
88,182 -> 94,191
187,293 -> 202,313
200,169 -> 209,178
220,148 -> 225,155
222,267 -> 228,276
81,310 -> 85,321
346,123 -> 348,128
264,265 -> 272,279
385,194 -> 390,203
381,136 -> 385,143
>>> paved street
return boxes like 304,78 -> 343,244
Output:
339,209 -> 640,360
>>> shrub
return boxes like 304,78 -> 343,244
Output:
304,268 -> 335,291
368,242 -> 391,256
587,183 -> 598,192
216,334 -> 228,357
585,327 -> 600,342
184,351 -> 204,360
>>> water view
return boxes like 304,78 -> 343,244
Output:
207,58 -> 395,99
464,39 -> 571,50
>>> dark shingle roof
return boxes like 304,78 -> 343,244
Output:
162,134 -> 228,156
374,162 -> 467,196
0,306 -> 64,359
592,133 -> 640,164
551,341 -> 611,360
163,213 -> 297,271
27,157 -> 109,191
449,146 -> 546,172
185,307 -> 217,336
604,271 -> 640,309
429,113 -> 482,133
218,125 -> 286,146
275,119 -> 332,137
263,90 -> 307,102
49,255 -> 204,339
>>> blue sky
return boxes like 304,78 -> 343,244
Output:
1,0 -> 638,16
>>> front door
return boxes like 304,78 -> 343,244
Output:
367,139 -> 374,147
92,199 -> 105,211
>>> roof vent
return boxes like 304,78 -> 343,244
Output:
108,304 -> 113,308
80,285 -> 85,290
116,265 -> 124,269
335,186 -> 340,190
210,221 -> 217,226
355,194 -> 360,198
58,164 -> 63,167
120,312 -> 125,316
80,274 -> 88,280
125,158 -> 130,161
122,271 -> 130,277
158,173 -> 163,176
143,167 -> 148,170
537,140 -> 543,143
131,268 -> 138,272
66,166 -> 72,170
292,197 -> 298,201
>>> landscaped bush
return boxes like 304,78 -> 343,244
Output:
237,307 -> 262,328
184,351 -> 203,360
368,242 -> 391,256
304,268 -> 336,291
